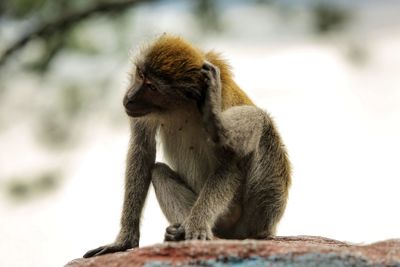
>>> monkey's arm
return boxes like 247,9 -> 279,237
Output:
201,62 -> 265,157
83,119 -> 156,258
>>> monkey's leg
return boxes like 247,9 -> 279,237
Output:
183,156 -> 242,240
221,118 -> 289,239
233,171 -> 289,239
219,114 -> 289,239
151,162 -> 197,241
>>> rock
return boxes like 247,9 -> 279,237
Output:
66,236 -> 400,266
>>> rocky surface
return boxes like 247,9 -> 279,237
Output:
66,236 -> 400,266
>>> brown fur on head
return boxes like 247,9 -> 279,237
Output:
124,34 -> 254,117
135,35 -> 205,101
143,35 -> 203,80
204,51 -> 254,110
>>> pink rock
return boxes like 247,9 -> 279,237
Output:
66,236 -> 400,266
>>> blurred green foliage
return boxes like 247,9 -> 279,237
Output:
1,0 -> 47,18
312,3 -> 350,34
27,33 -> 65,72
0,0 -> 98,18
0,0 -> 353,70
0,0 -> 355,203
5,171 -> 62,202
195,0 -> 220,32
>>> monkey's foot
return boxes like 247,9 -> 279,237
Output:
184,221 -> 213,241
83,241 -> 135,258
164,223 -> 185,241
164,223 -> 215,241
185,228 -> 213,240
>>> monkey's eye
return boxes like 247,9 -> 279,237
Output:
147,83 -> 157,91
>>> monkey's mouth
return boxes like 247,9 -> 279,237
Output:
124,99 -> 165,117
125,108 -> 152,117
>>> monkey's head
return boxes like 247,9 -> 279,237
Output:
123,35 -> 205,117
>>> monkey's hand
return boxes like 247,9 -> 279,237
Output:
200,61 -> 226,145
164,223 -> 185,242
83,238 -> 138,258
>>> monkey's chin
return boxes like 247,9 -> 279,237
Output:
125,109 -> 151,117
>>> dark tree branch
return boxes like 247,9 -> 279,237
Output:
30,33 -> 66,72
0,0 -> 153,66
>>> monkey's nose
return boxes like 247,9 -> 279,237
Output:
123,95 -> 132,109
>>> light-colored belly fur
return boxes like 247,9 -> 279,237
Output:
158,111 -> 216,193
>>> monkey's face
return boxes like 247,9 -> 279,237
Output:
123,35 -> 206,117
123,66 -> 167,117
123,64 -> 203,118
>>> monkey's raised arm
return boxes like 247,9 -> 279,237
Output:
83,119 -> 156,258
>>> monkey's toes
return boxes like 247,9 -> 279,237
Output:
185,229 -> 212,241
164,223 -> 185,242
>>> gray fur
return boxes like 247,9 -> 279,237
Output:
154,62 -> 290,241
152,162 -> 196,223
83,61 -> 290,258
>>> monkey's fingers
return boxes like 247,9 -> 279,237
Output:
201,61 -> 218,75
201,62 -> 220,82
83,243 -> 130,258
200,68 -> 213,87
83,246 -> 106,258
83,246 -> 114,258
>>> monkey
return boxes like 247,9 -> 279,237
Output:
83,35 -> 291,258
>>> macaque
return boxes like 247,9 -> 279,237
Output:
84,35 -> 291,258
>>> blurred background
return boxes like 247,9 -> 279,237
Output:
1,0 -> 399,266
